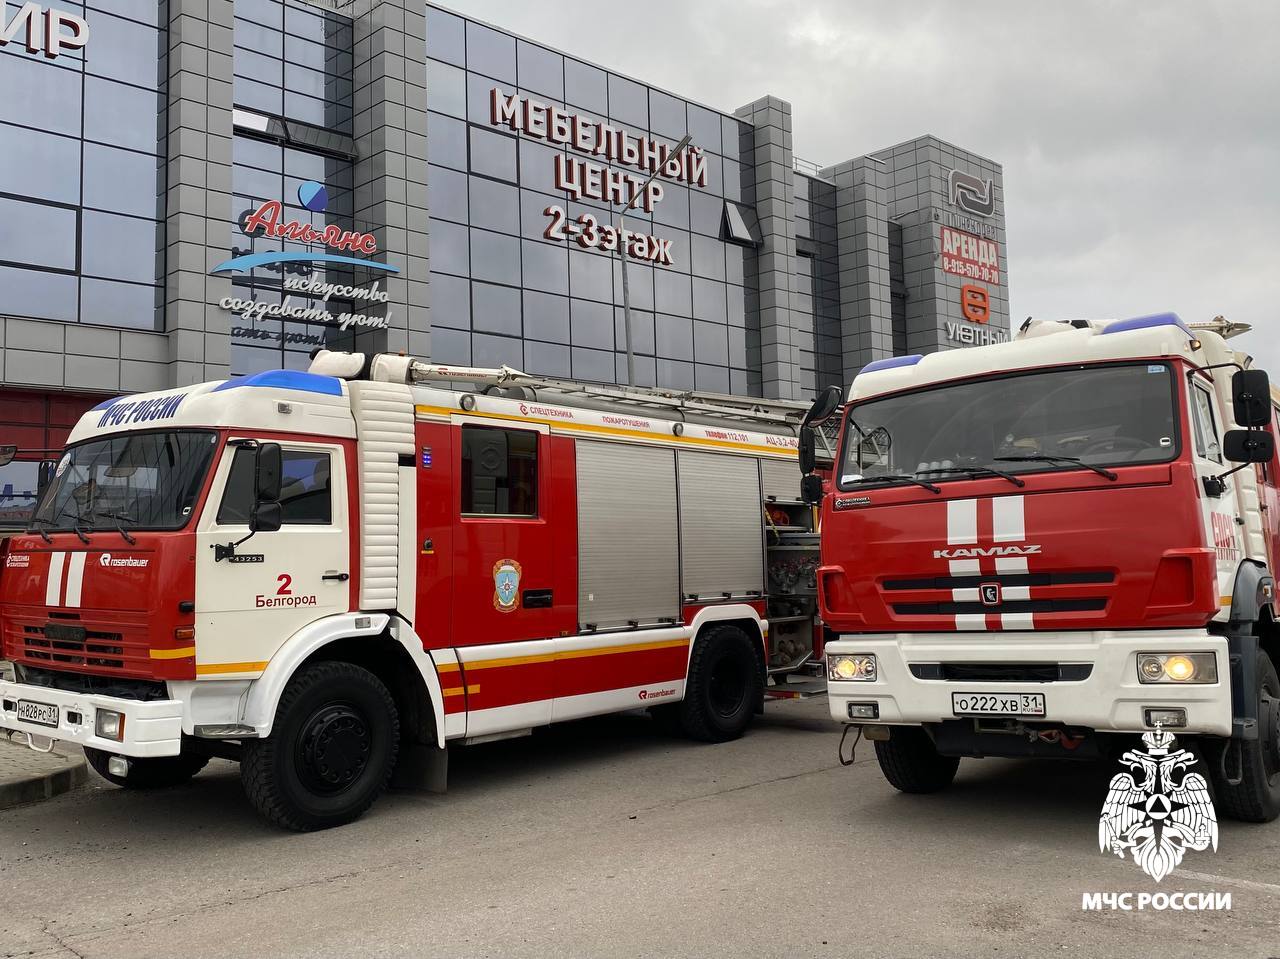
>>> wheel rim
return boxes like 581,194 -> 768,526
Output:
707,651 -> 748,718
296,703 -> 372,796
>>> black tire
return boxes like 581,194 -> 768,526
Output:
240,660 -> 399,831
677,624 -> 763,743
84,747 -> 208,790
1214,651 -> 1280,823
874,726 -> 960,793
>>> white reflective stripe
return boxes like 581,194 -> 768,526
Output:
45,551 -> 66,606
1001,612 -> 1035,630
953,588 -> 980,602
1003,585 -> 1031,601
947,498 -> 978,545
992,495 -> 1025,543
955,614 -> 987,631
64,552 -> 86,608
949,559 -> 981,576
994,556 -> 1029,574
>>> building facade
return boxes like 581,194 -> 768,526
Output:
0,0 -> 1008,519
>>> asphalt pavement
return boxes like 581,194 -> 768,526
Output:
1,697 -> 1277,959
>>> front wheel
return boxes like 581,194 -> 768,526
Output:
1213,651 -> 1280,823
676,624 -> 763,743
84,748 -> 208,790
240,660 -> 399,831
874,726 -> 960,793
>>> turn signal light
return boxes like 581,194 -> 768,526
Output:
174,627 -> 195,642
95,709 -> 125,742
1136,652 -> 1217,684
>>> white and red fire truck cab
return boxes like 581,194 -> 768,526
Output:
814,313 -> 1280,822
0,352 -> 828,829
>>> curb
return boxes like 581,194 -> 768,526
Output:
0,739 -> 89,811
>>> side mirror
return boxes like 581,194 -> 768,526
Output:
250,500 -> 283,534
798,425 -> 816,475
804,385 -> 843,427
801,473 -> 824,505
1232,369 -> 1271,428
255,443 -> 282,502
0,445 -> 14,468
1223,428 -> 1275,464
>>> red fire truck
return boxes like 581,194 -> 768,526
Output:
0,352 -> 828,830
806,314 -> 1280,821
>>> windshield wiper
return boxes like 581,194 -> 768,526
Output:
28,517 -> 54,544
93,509 -> 137,545
846,473 -> 942,494
994,453 -> 1117,482
919,465 -> 1027,488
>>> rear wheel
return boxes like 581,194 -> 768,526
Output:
874,726 -> 960,793
240,660 -> 399,831
84,748 -> 208,790
1214,651 -> 1280,823
676,624 -> 763,743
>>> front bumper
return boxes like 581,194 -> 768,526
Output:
0,680 -> 183,757
825,630 -> 1232,737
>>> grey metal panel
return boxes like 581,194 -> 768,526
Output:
678,450 -> 764,598
576,441 -> 680,629
760,457 -> 802,502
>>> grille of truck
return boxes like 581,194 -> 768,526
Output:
881,570 -> 1114,620
909,662 -> 1094,683
5,611 -> 154,679
882,571 -> 1115,591
13,662 -> 169,701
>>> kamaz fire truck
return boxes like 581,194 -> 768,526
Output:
0,352 -> 830,830
805,313 -> 1280,822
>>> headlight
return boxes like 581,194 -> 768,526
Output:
1136,652 -> 1217,684
95,708 -> 125,741
828,653 -> 877,681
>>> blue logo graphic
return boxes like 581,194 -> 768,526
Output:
210,251 -> 399,275
298,181 -> 328,212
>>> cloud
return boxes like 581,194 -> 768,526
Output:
443,0 -> 1280,370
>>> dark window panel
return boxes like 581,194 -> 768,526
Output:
692,277 -> 727,324
654,312 -> 693,359
425,58 -> 466,119
0,56 -> 83,137
571,346 -> 614,384
236,0 -> 283,30
473,331 -> 521,369
614,307 -> 655,356
570,299 -> 613,351
564,58 -> 607,114
234,76 -> 285,117
84,11 -> 163,90
687,103 -> 723,156
469,70 -> 513,125
466,21 -> 516,83
657,358 -> 694,390
520,240 -> 569,295
427,111 -> 467,170
468,127 -> 517,182
285,35 -> 352,75
428,164 -> 469,223
0,265 -> 78,322
614,352 -> 657,387
726,284 -> 746,326
727,325 -> 748,367
568,249 -> 612,303
690,234 -> 726,281
689,190 -> 722,237
429,219 -> 470,276
283,91 -> 351,132
0,198 -> 77,271
524,340 -> 570,378
92,1 -> 164,28
234,135 -> 284,173
726,248 -> 746,287
517,138 -> 566,197
234,163 -> 283,203
523,290 -> 570,344
693,320 -> 728,365
234,18 -> 284,58
0,125 -> 81,205
607,74 -> 647,129
652,182 -> 689,230
429,327 -> 471,365
648,89 -> 686,141
695,363 -> 730,393
84,144 -> 162,219
469,176 -> 519,234
472,281 -> 521,337
654,269 -> 691,316
611,259 -> 654,311
425,7 -> 466,67
428,272 -> 470,330
82,211 -> 161,285
516,41 -> 563,100
80,278 -> 160,331
470,228 -> 520,286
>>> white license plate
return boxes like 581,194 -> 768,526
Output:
952,691 -> 1045,717
16,700 -> 59,728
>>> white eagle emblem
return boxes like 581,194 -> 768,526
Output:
1098,727 -> 1218,882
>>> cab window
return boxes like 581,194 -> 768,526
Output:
217,447 -> 333,525
461,426 -> 538,516
1189,384 -> 1222,463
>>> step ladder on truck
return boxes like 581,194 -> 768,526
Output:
0,351 -> 834,830
800,313 -> 1280,822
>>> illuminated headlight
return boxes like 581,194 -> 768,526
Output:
94,709 -> 125,742
1136,653 -> 1217,684
828,653 -> 877,682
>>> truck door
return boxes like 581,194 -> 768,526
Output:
448,420 -> 574,730
194,439 -> 352,675
1187,378 -> 1241,608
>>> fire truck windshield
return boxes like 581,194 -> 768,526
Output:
839,362 -> 1179,489
30,430 -> 219,533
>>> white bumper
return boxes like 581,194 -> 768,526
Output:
0,680 -> 184,757
825,630 -> 1233,736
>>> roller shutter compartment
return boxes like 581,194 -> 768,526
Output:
678,450 -> 764,600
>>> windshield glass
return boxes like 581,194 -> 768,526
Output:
31,431 -> 219,532
839,362 -> 1178,488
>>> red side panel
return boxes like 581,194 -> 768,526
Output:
414,421 -> 455,649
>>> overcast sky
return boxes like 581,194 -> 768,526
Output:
445,0 -> 1279,372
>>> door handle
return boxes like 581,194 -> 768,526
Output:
522,588 -> 553,609
322,572 -> 350,582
